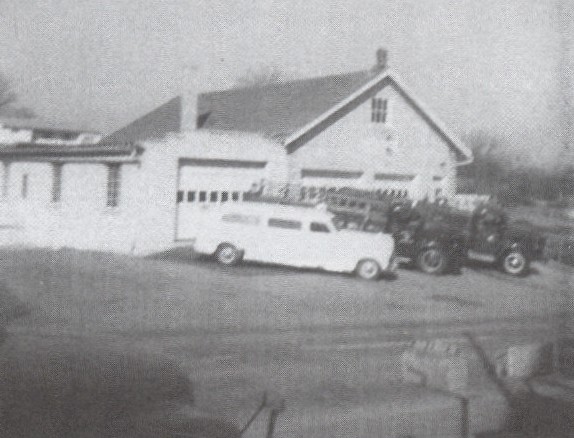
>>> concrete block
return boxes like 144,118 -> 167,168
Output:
506,342 -> 554,378
401,339 -> 483,393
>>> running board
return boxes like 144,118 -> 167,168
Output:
467,251 -> 496,263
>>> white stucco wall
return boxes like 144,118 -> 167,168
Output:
0,131 -> 285,255
0,161 -> 142,252
136,131 -> 286,251
289,85 -> 457,200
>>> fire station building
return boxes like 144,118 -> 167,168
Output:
0,57 -> 472,255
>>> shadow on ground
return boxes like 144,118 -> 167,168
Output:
0,279 -> 31,344
463,258 -> 542,277
0,335 -> 240,438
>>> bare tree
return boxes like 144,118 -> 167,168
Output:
0,74 -> 17,109
234,65 -> 290,88
0,73 -> 35,118
461,130 -> 505,190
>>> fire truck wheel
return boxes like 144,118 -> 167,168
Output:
501,249 -> 530,276
416,247 -> 448,275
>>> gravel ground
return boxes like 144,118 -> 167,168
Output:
0,248 -> 572,437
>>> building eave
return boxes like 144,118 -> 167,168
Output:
0,143 -> 143,162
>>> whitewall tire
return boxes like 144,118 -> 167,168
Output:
215,244 -> 242,266
356,259 -> 381,281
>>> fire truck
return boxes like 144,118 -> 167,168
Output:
324,188 -> 546,276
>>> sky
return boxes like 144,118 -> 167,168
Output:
0,0 -> 571,167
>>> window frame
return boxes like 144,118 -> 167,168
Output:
2,161 -> 10,199
51,163 -> 63,203
106,163 -> 121,208
21,174 -> 28,199
371,97 -> 388,123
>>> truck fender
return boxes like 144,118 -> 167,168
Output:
496,241 -> 527,260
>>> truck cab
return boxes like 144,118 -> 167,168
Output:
467,204 -> 546,276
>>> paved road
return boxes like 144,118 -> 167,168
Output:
0,249 -> 572,437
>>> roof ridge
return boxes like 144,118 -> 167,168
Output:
199,69 -> 373,96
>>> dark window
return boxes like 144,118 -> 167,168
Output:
21,174 -> 28,199
210,191 -> 218,202
179,158 -> 266,168
374,173 -> 415,182
301,169 -> 363,179
199,191 -> 207,202
106,164 -> 121,207
371,97 -> 388,123
51,163 -> 63,202
187,191 -> 196,202
268,218 -> 302,230
221,191 -> 229,202
310,222 -> 330,233
232,192 -> 239,201
177,191 -> 184,203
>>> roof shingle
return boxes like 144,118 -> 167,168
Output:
196,70 -> 373,141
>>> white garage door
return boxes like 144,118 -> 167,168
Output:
175,158 -> 267,240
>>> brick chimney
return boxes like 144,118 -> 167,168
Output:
373,48 -> 388,72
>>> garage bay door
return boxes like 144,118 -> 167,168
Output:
175,158 -> 267,240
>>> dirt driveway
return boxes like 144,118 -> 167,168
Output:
0,248 -> 572,437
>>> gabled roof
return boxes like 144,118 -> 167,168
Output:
101,97 -> 182,144
197,71 -> 372,141
197,69 -> 472,163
